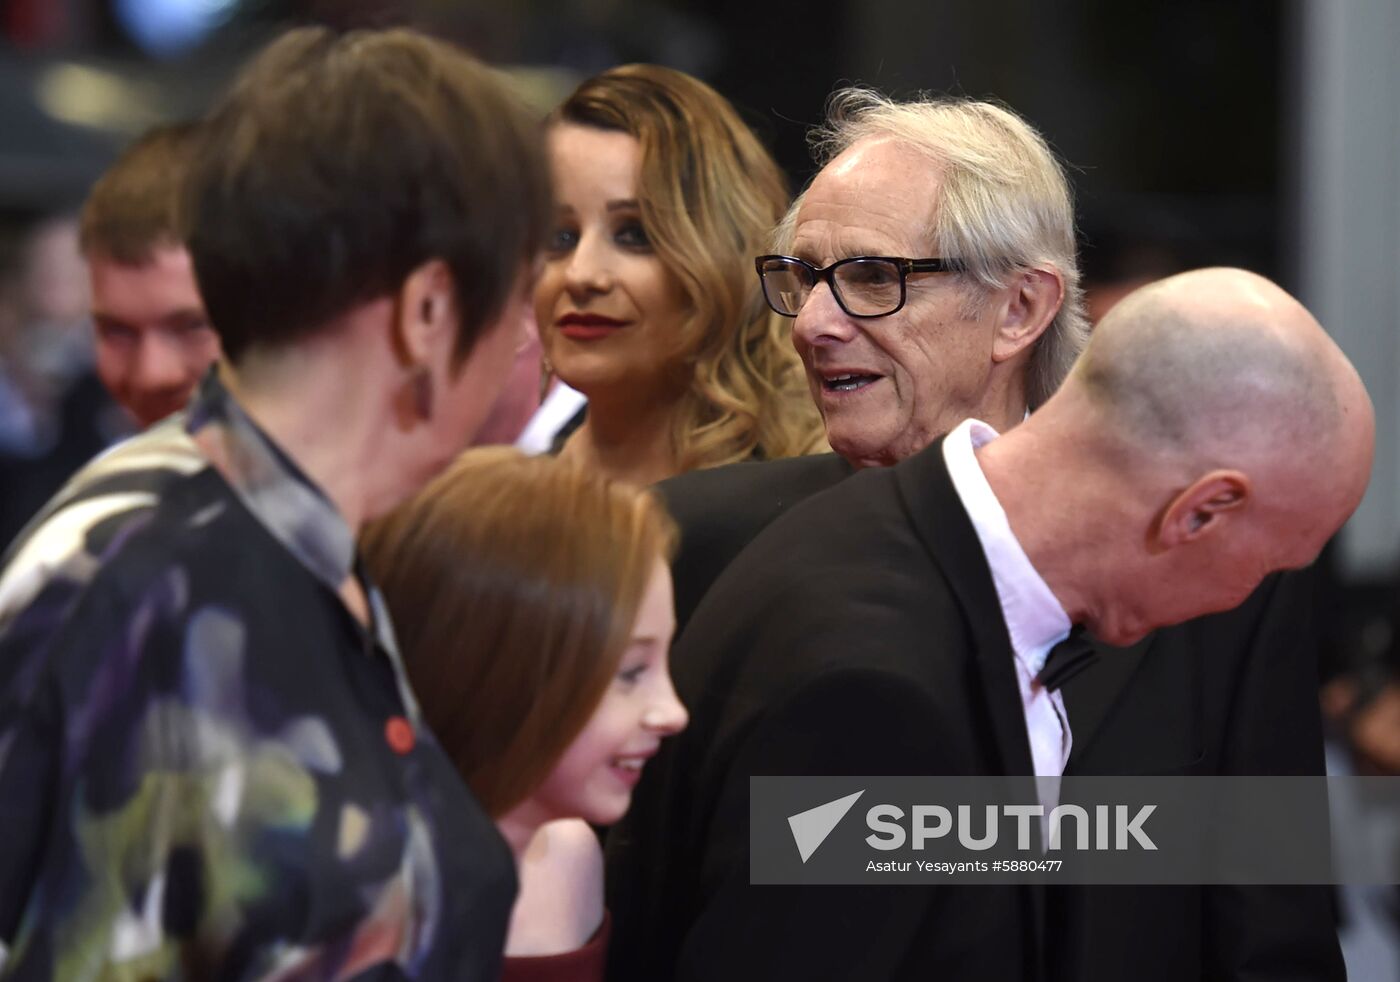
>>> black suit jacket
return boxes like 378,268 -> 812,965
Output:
656,452 -> 853,633
1048,570 -> 1343,982
608,439 -> 1044,982
639,451 -> 1343,982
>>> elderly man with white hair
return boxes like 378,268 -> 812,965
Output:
606,90 -> 1355,982
659,91 -> 1090,631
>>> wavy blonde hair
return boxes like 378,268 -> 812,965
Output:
553,65 -> 825,469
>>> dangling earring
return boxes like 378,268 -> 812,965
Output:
538,352 -> 555,403
411,365 -> 433,420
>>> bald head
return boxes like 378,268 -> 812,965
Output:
998,267 -> 1373,643
1074,268 -> 1371,495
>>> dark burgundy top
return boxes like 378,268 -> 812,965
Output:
500,910 -> 611,982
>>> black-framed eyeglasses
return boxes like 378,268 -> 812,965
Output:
754,254 -> 966,319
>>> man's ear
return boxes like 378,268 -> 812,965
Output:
1154,470 -> 1252,549
991,267 -> 1063,363
392,258 -> 456,367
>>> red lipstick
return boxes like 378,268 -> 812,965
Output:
557,312 -> 627,341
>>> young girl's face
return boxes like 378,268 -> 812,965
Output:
527,559 -> 688,826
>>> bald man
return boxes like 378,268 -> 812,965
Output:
982,268 -> 1370,643
610,268 -> 1371,982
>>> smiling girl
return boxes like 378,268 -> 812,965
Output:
361,448 -> 687,978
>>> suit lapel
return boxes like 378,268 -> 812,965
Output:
893,437 -> 1036,778
894,437 -> 1047,979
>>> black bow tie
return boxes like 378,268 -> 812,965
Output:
1036,629 -> 1099,692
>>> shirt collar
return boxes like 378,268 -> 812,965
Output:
942,418 -> 1070,672
185,369 -> 357,594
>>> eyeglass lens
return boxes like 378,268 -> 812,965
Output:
759,262 -> 810,316
760,258 -> 904,317
836,260 -> 902,315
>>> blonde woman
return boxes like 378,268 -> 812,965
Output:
535,64 -> 825,486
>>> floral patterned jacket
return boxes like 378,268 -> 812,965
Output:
0,372 -> 514,981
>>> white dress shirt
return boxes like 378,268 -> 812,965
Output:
942,418 -> 1073,806
515,382 -> 587,455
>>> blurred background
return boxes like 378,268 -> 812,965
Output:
4,0 -> 1398,652
1,0 -> 1397,640
1,0 -> 1398,970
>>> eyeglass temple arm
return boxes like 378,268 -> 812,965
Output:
905,258 -> 966,273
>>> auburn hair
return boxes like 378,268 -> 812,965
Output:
361,448 -> 677,816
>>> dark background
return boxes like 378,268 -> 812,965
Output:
0,0 -> 1388,648
0,0 -> 1292,279
2,1 -> 1397,973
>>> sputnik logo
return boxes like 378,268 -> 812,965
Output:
787,790 -> 864,863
